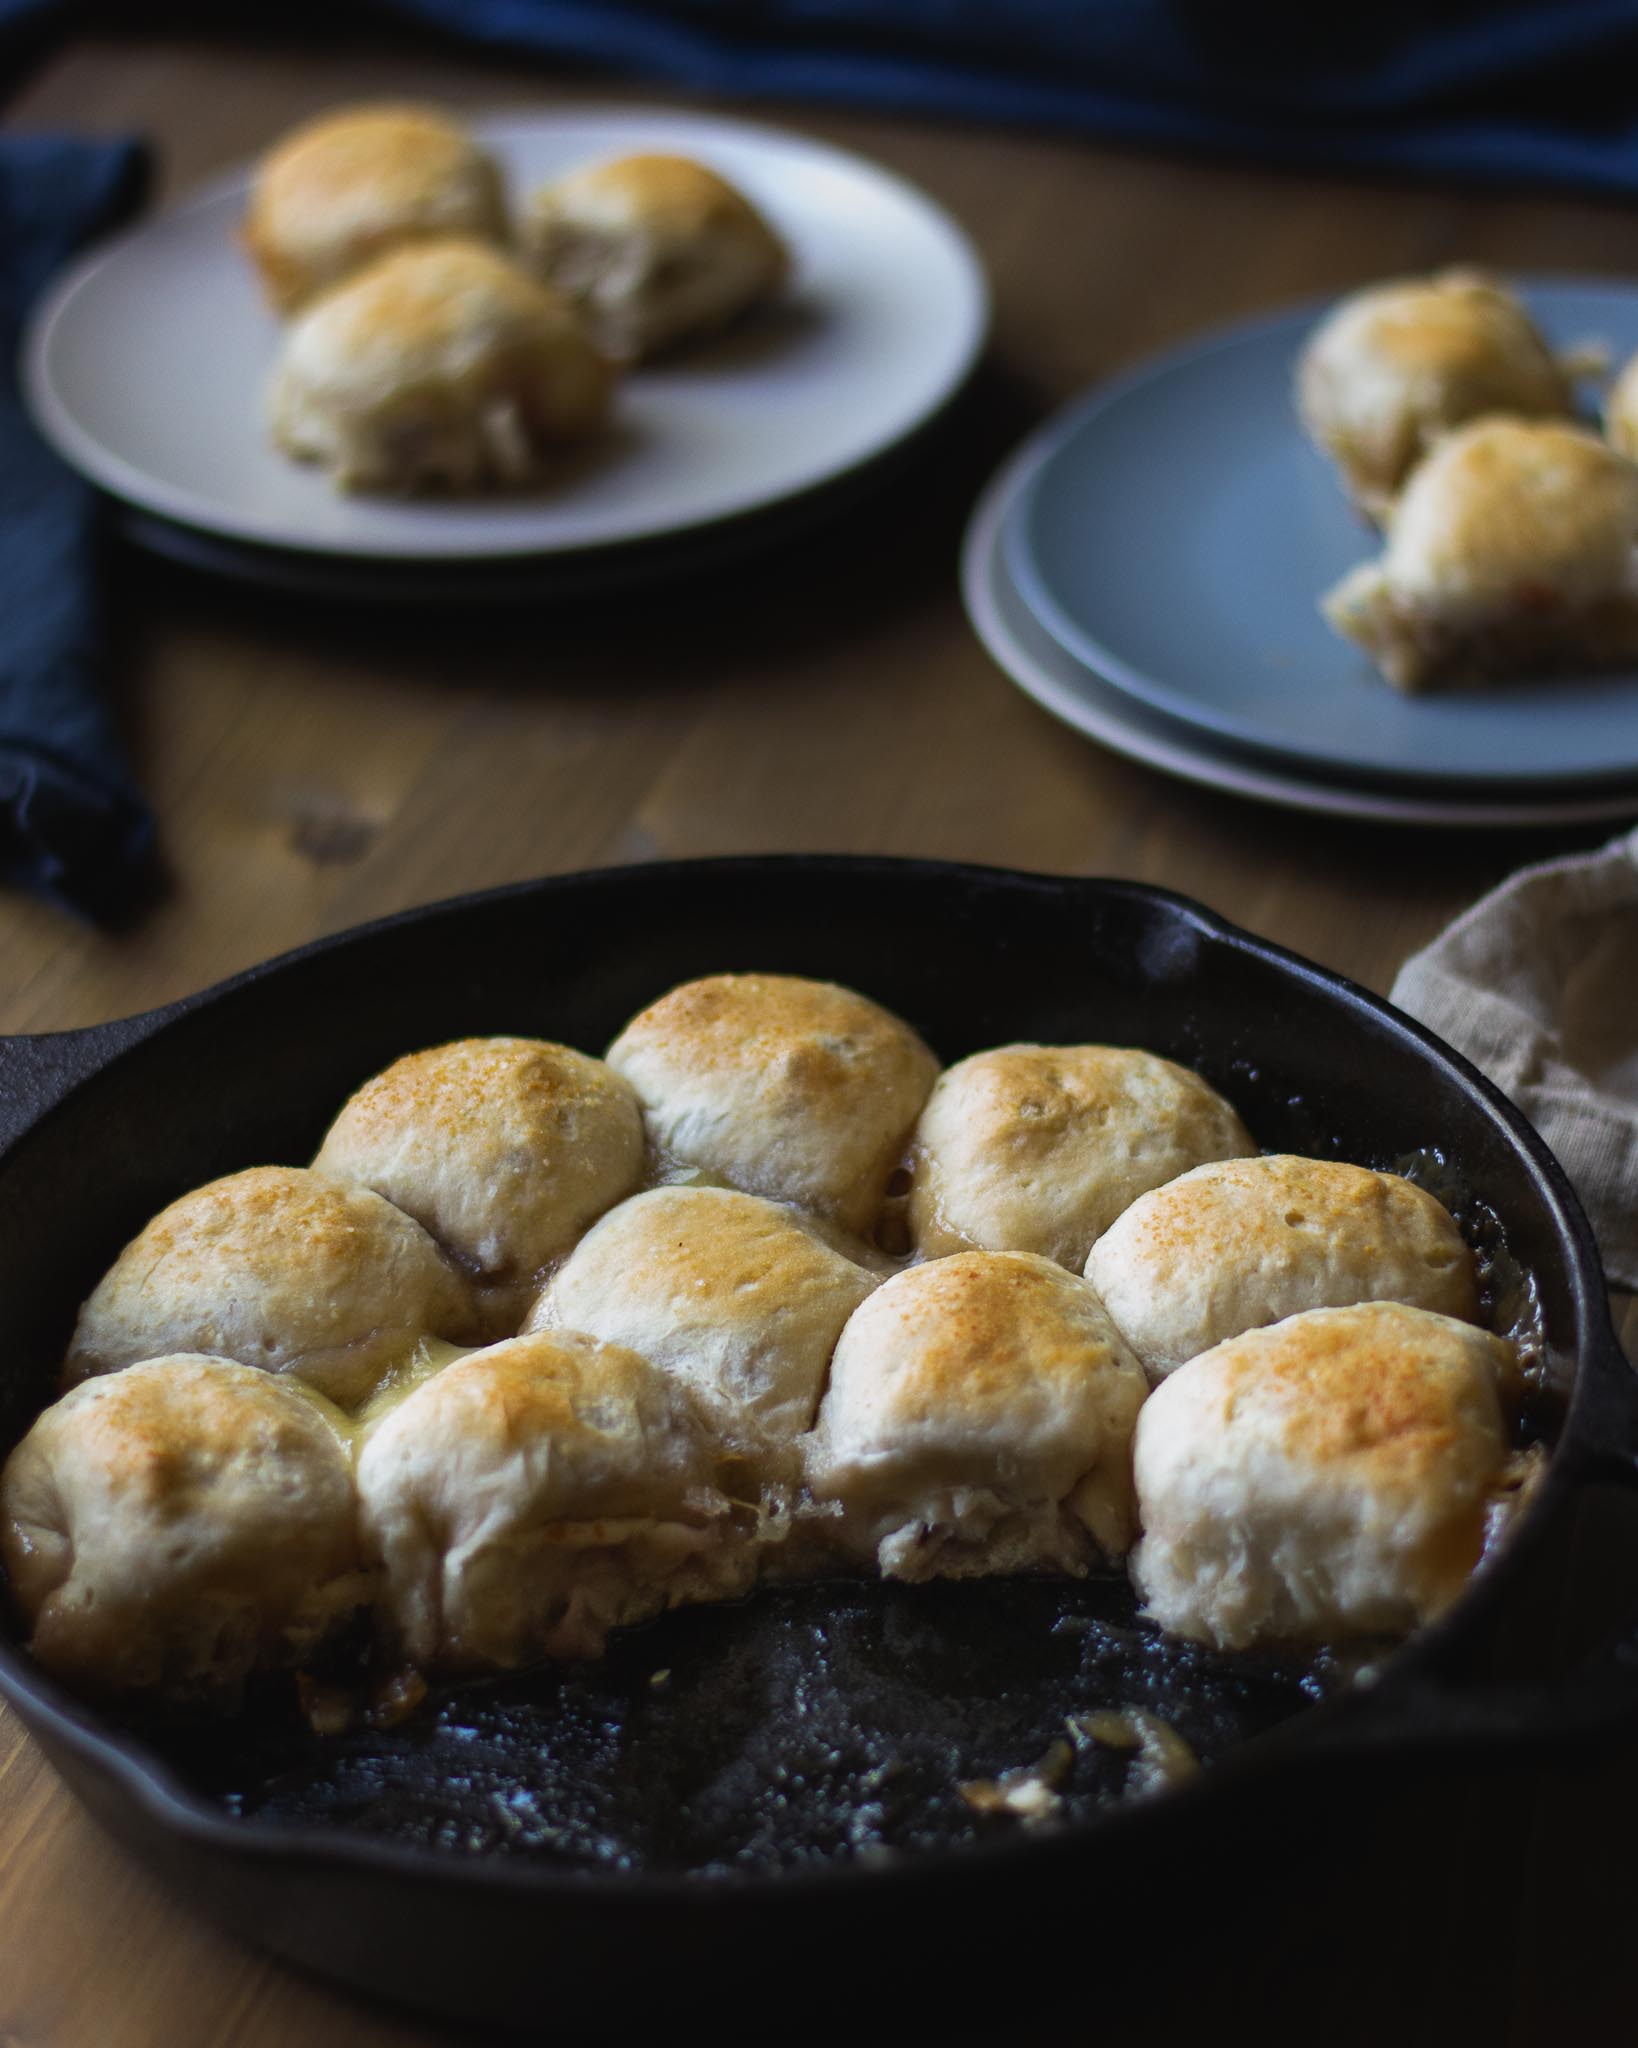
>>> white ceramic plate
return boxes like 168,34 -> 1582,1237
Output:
23,108 -> 988,561
964,442 -> 1638,829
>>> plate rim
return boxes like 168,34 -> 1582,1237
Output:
1000,278 -> 1638,792
21,103 -> 990,563
963,437 -> 1638,830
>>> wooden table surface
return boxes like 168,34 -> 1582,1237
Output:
4,31 -> 1638,2047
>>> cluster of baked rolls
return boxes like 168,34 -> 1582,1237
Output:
1297,269 -> 1638,689
0,972 -> 1527,1706
243,103 -> 788,492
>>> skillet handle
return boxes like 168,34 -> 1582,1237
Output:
1306,1325 -> 1638,1758
0,1016 -> 156,1153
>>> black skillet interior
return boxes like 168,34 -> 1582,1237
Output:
0,857 -> 1611,2021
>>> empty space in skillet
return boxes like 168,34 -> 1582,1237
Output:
0,861 -> 1575,1879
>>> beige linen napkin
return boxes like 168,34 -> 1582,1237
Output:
1391,827 -> 1638,1288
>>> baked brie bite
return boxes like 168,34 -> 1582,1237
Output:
607,973 -> 939,1237
803,1251 -> 1148,1581
1322,417 -> 1638,689
1,1355 -> 368,1697
64,1166 -> 477,1407
1086,1155 -> 1479,1381
907,1044 -> 1254,1270
1296,270 -> 1574,517
1131,1302 -> 1518,1650
243,102 -> 508,316
527,1184 -> 877,1501
269,239 -> 615,494
314,1036 -> 645,1330
523,152 -> 788,360
357,1329 -> 748,1668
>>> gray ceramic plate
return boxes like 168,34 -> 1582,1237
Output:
1004,284 -> 1638,790
965,440 -> 1638,829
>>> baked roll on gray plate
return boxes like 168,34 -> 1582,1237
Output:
606,973 -> 939,1238
242,102 -> 509,316
314,1036 -> 645,1331
0,1355 -> 368,1696
356,1329 -> 748,1669
1322,416 -> 1638,689
526,1184 -> 877,1503
268,240 -> 615,494
803,1250 -> 1148,1581
64,1165 -> 478,1407
1295,270 -> 1575,519
1131,1301 -> 1518,1650
1086,1154 -> 1479,1380
907,1044 -> 1254,1270
522,152 -> 788,361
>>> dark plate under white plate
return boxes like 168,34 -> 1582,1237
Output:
1004,283 -> 1638,791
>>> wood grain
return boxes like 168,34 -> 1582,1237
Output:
2,30 -> 1635,2045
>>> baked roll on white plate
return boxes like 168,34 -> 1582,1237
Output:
606,973 -> 939,1238
1322,417 -> 1638,690
1086,1155 -> 1479,1381
1604,347 -> 1638,458
522,152 -> 788,361
268,239 -> 615,494
906,1044 -> 1254,1270
314,1036 -> 645,1331
64,1166 -> 478,1407
1295,270 -> 1575,518
526,1184 -> 877,1501
356,1329 -> 747,1669
242,103 -> 509,316
803,1250 -> 1148,1581
1131,1301 -> 1518,1650
0,1355 -> 368,1696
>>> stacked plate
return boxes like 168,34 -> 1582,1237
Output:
965,287 -> 1638,827
24,108 -> 988,601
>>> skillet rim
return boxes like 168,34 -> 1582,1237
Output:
0,852 -> 1616,1905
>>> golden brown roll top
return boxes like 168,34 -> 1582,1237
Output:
314,1035 -> 645,1329
522,152 -> 788,361
527,1183 -> 877,1501
1322,417 -> 1638,689
64,1166 -> 478,1406
907,1043 -> 1254,1270
355,1329 -> 749,1669
243,102 -> 509,315
803,1250 -> 1149,1581
606,972 -> 939,1237
268,240 -> 616,494
1,1356 -> 368,1696
1131,1302 -> 1519,1650
1086,1154 -> 1479,1380
1295,270 -> 1574,516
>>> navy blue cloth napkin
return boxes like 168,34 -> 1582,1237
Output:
373,0 -> 1638,198
0,131 -> 156,924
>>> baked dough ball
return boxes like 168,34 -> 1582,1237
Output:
356,1329 -> 745,1669
907,1045 -> 1254,1270
803,1251 -> 1148,1581
1131,1302 -> 1517,1650
314,1037 -> 645,1329
526,1185 -> 877,1498
0,1356 -> 367,1696
1322,417 -> 1638,689
1604,348 -> 1638,458
606,974 -> 938,1237
65,1166 -> 476,1407
269,239 -> 615,494
1296,271 -> 1573,517
1086,1155 -> 1479,1381
522,153 -> 788,361
243,102 -> 508,315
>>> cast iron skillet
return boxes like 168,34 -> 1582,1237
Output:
0,856 -> 1635,2032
